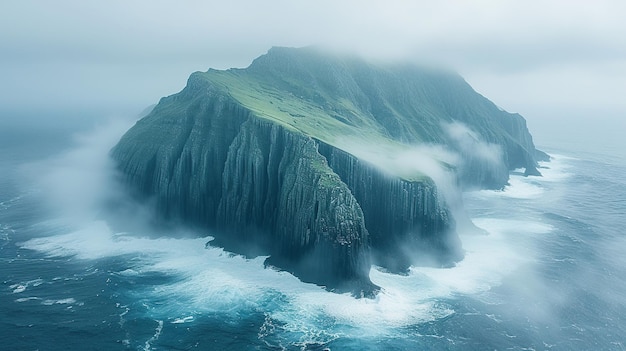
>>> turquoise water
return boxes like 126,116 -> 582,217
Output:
1,117 -> 625,350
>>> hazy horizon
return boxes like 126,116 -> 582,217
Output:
1,1 -> 625,158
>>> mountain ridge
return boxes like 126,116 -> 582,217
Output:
192,46 -> 545,184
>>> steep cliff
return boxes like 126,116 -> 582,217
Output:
112,82 -> 373,292
111,46 -> 545,294
316,142 -> 461,272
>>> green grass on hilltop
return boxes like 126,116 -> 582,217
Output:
198,69 -> 433,181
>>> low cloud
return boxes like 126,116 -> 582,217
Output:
336,137 -> 473,234
443,122 -> 508,189
443,122 -> 505,170
19,117 -> 156,233
335,121 -> 509,234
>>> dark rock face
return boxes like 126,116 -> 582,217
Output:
216,118 -> 372,291
317,142 -> 462,272
112,88 -> 373,293
111,47 -> 546,295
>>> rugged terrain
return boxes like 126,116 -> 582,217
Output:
111,47 -> 546,295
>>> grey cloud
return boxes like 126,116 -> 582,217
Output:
1,0 -> 626,128
5,0 -> 623,68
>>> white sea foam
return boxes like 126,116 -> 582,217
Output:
15,119 -> 568,340
117,269 -> 140,276
535,155 -> 573,182
469,154 -> 571,202
10,279 -> 44,294
11,285 -> 26,294
171,316 -> 194,324
41,298 -> 78,305
20,153 -> 562,335
143,320 -> 163,351
19,207 -> 555,339
15,297 -> 41,303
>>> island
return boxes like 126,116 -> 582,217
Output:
111,46 -> 547,296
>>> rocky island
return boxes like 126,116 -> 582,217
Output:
111,47 -> 547,296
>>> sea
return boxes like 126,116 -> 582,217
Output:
1,111 -> 625,350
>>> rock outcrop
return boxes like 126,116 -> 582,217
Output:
111,46 -> 545,295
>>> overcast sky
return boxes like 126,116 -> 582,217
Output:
1,1 -> 625,151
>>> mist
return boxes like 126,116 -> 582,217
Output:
335,120 -> 509,237
14,114 -> 168,239
443,122 -> 504,170
2,0 -> 626,152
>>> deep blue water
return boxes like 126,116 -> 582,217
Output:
2,117 -> 626,350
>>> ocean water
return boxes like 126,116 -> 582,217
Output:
1,116 -> 626,350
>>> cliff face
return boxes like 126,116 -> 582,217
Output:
111,46 -> 545,294
245,46 -> 546,187
112,80 -> 373,292
216,118 -> 371,289
317,142 -> 461,272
